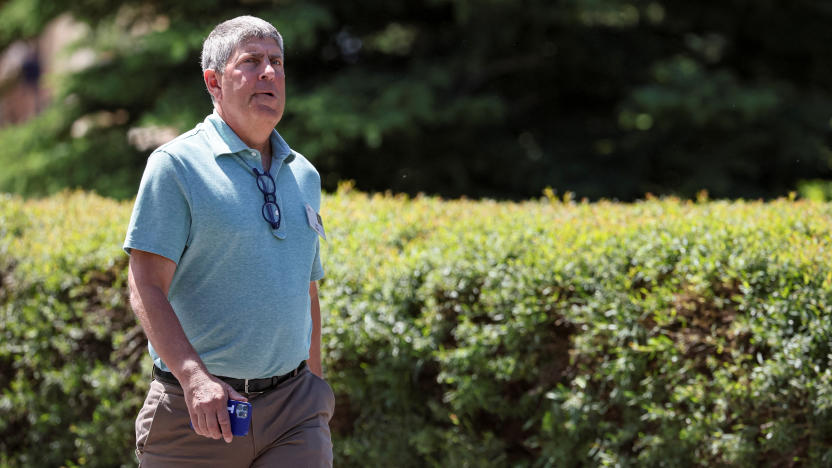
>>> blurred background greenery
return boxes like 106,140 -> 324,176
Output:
0,0 -> 831,201
4,2 -> 832,466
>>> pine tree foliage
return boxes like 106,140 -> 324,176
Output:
1,0 -> 831,200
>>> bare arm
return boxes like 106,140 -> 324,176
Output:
128,249 -> 246,443
308,281 -> 323,377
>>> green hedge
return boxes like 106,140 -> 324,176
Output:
2,188 -> 832,467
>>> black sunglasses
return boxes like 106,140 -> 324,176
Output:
252,168 -> 280,229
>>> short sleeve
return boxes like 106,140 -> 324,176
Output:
310,239 -> 324,281
123,150 -> 192,264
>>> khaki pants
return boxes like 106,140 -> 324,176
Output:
135,368 -> 335,467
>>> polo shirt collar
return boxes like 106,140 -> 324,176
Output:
203,110 -> 294,164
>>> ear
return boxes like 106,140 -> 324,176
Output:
204,69 -> 222,101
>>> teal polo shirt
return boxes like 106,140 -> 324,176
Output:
124,111 -> 324,379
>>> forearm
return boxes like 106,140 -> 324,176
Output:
129,274 -> 207,383
128,248 -> 246,443
308,281 -> 322,377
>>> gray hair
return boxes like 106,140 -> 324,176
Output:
201,15 -> 284,77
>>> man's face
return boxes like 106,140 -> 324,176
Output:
216,37 -> 285,131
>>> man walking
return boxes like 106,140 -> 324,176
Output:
125,15 -> 333,466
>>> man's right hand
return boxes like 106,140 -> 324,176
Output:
182,370 -> 249,443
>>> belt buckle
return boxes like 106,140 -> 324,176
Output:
244,379 -> 250,394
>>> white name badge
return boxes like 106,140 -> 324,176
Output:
305,203 -> 327,240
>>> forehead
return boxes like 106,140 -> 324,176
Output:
233,37 -> 282,57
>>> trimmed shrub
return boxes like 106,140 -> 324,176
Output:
1,188 -> 832,466
0,192 -> 143,467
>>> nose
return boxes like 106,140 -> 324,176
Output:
259,62 -> 275,81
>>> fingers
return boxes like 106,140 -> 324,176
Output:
203,405 -> 223,440
185,377 -> 234,441
217,405 -> 233,443
196,411 -> 208,436
226,383 -> 248,403
192,405 -> 231,441
192,405 -> 223,439
217,383 -> 248,443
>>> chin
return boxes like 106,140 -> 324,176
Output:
251,103 -> 280,116
257,112 -> 283,129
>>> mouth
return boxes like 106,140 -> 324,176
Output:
255,91 -> 276,98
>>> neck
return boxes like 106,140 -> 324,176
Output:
258,140 -> 272,172
215,106 -> 273,170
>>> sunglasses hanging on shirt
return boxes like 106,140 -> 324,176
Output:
252,167 -> 280,230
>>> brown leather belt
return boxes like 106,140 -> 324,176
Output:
152,361 -> 306,394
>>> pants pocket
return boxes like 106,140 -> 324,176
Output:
135,381 -> 166,459
309,372 -> 336,419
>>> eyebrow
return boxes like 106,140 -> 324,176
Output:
239,51 -> 283,61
